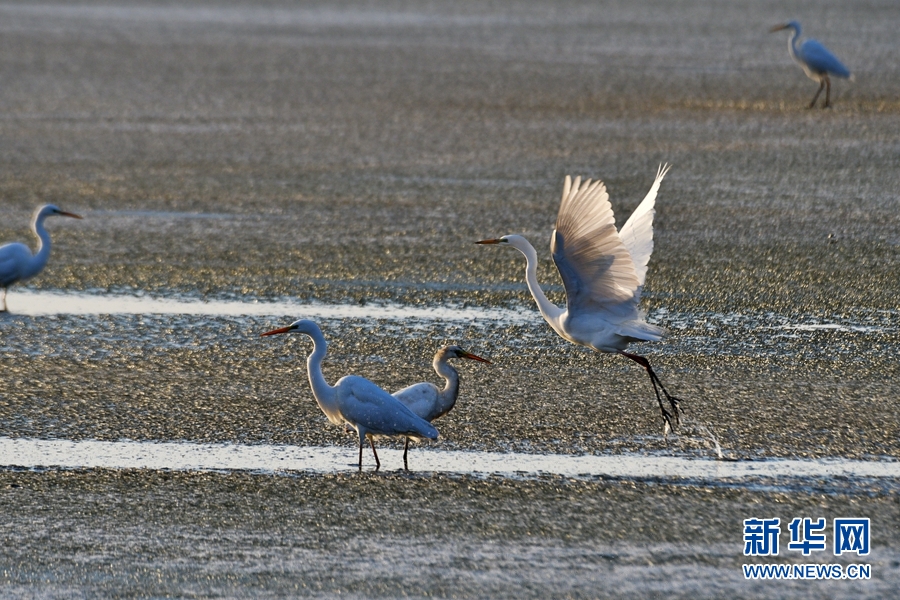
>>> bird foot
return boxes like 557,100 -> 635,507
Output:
659,392 -> 683,434
660,408 -> 676,436
667,392 -> 683,423
618,351 -> 685,434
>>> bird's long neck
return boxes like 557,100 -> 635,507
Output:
23,212 -> 53,280
302,328 -> 341,422
433,354 -> 460,415
517,240 -> 564,326
788,26 -> 802,62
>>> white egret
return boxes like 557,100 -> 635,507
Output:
393,345 -> 491,469
477,165 -> 682,432
261,319 -> 439,470
771,21 -> 851,109
0,204 -> 82,312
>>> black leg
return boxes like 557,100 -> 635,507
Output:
403,437 -> 410,471
358,442 -> 363,471
369,438 -> 381,471
619,351 -> 682,432
809,80 -> 825,109
824,76 -> 832,108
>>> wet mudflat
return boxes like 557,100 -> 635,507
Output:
1,0 -> 899,597
1,469 -> 898,599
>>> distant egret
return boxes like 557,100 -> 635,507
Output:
771,21 -> 851,108
261,319 -> 439,470
477,165 -> 682,432
0,204 -> 82,312
393,345 -> 490,469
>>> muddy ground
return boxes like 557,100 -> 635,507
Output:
0,0 -> 898,597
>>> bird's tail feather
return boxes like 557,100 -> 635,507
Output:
617,319 -> 666,342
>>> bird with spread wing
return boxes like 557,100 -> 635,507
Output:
477,165 -> 682,432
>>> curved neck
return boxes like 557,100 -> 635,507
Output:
516,240 -> 564,325
788,27 -> 801,61
23,212 -> 53,280
302,327 -> 340,420
433,355 -> 460,413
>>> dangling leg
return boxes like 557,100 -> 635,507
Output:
619,351 -> 682,432
403,437 -> 410,471
369,438 -> 381,471
809,80 -> 825,109
823,76 -> 832,108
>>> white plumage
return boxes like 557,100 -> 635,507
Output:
261,319 -> 439,470
477,165 -> 682,431
0,204 -> 82,311
771,21 -> 852,108
393,345 -> 490,469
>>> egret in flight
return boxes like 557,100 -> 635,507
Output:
261,319 -> 439,471
477,165 -> 682,432
771,21 -> 851,108
393,345 -> 491,469
0,204 -> 82,312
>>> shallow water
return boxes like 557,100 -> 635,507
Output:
8,289 -> 896,336
1,436 -> 896,486
8,289 -> 534,324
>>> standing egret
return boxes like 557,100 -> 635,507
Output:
771,21 -> 851,108
477,165 -> 682,432
261,319 -> 439,471
393,345 -> 491,469
0,204 -> 82,312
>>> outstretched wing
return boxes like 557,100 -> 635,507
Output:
551,175 -> 639,317
618,164 -> 670,288
799,39 -> 851,78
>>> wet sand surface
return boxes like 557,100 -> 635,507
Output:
1,0 -> 899,597
1,469 -> 898,599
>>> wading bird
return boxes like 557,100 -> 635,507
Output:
771,20 -> 851,108
261,319 -> 439,470
477,165 -> 682,432
393,345 -> 490,469
0,204 -> 82,312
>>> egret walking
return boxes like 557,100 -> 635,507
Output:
0,204 -> 82,312
771,21 -> 851,108
477,165 -> 682,432
393,345 -> 490,469
261,319 -> 439,470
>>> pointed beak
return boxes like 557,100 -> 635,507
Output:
59,211 -> 82,219
461,351 -> 491,364
260,326 -> 294,337
475,239 -> 502,245
769,24 -> 788,32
